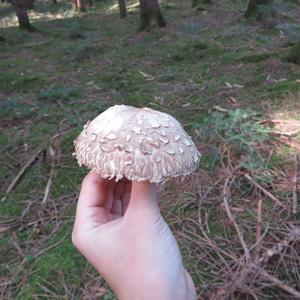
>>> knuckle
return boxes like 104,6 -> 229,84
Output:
82,171 -> 99,186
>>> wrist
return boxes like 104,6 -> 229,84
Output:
114,270 -> 196,300
184,269 -> 197,300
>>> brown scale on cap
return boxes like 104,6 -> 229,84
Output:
74,105 -> 201,183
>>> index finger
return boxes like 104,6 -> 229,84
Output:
76,171 -> 109,213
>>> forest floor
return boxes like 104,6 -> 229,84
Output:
0,0 -> 300,299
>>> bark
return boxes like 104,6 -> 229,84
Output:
10,0 -> 35,31
244,0 -> 272,18
118,0 -> 127,18
52,0 -> 57,4
73,0 -> 86,12
139,0 -> 166,31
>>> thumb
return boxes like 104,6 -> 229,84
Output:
126,181 -> 158,213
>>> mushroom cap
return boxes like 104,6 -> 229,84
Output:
74,105 -> 200,183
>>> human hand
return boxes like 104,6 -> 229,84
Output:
72,172 -> 197,300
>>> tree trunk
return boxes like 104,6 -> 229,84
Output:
118,0 -> 127,18
52,0 -> 57,4
10,0 -> 35,31
244,0 -> 272,18
139,0 -> 166,31
73,0 -> 86,12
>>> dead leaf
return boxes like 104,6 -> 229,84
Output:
233,83 -> 244,88
213,105 -> 228,112
228,96 -> 238,104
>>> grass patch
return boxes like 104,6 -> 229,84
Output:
0,72 -> 44,93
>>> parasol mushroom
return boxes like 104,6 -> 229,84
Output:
74,105 -> 200,183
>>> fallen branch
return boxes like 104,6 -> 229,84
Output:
256,267 -> 300,298
244,174 -> 286,209
1,148 -> 43,202
292,154 -> 298,215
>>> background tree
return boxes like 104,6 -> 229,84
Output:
118,0 -> 126,18
73,0 -> 86,12
139,0 -> 166,31
244,0 -> 273,19
10,0 -> 35,31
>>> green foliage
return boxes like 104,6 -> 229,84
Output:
255,3 -> 276,19
201,109 -> 270,170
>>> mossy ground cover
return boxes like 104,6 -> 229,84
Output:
1,0 -> 300,299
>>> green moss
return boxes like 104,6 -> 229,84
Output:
16,224 -> 85,299
52,164 -> 85,198
35,225 -> 84,281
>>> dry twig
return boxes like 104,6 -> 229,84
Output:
42,146 -> 56,205
254,195 -> 263,262
292,154 -> 298,215
244,174 -> 286,209
1,148 -> 43,202
223,175 -> 251,262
